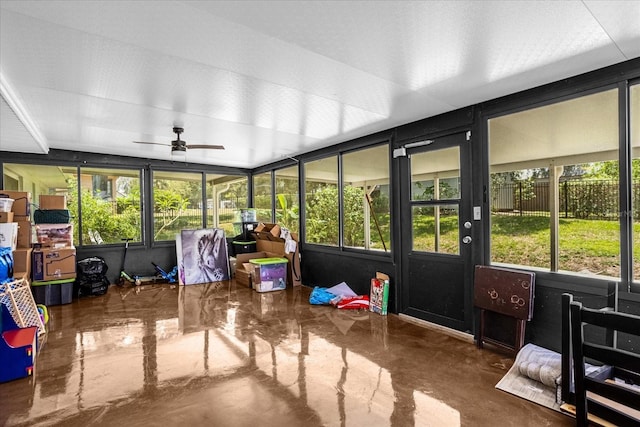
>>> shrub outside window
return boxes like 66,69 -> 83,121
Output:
304,156 -> 338,246
275,166 -> 299,235
152,171 -> 202,241
342,145 -> 390,251
253,172 -> 272,223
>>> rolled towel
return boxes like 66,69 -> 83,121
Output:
515,343 -> 562,388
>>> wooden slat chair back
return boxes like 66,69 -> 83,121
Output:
570,300 -> 640,426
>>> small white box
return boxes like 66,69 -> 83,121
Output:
0,222 -> 19,251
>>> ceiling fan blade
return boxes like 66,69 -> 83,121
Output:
133,141 -> 170,147
186,144 -> 225,150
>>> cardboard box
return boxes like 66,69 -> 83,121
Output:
16,220 -> 32,248
39,195 -> 67,210
250,223 -> 302,287
235,269 -> 252,287
249,257 -> 288,292
35,223 -> 73,248
32,247 -> 77,281
0,212 -> 14,223
234,252 -> 271,287
0,191 -> 31,217
12,248 -> 33,278
0,222 -> 18,251
253,223 -> 281,241
370,272 -> 390,315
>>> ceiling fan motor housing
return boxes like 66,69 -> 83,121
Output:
172,126 -> 186,152
171,143 -> 186,154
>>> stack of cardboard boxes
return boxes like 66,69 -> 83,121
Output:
0,191 -> 33,282
31,195 -> 76,305
0,191 -> 76,305
234,223 -> 301,291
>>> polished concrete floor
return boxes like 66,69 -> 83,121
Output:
1,281 -> 574,427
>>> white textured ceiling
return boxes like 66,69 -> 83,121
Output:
0,0 -> 638,168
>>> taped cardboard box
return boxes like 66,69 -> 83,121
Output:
39,195 -> 67,210
0,191 -> 31,217
12,248 -> 33,279
0,212 -> 14,223
32,246 -> 77,281
17,220 -> 32,248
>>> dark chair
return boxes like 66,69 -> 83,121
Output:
569,298 -> 640,426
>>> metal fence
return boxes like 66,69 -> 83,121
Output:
491,179 -> 640,220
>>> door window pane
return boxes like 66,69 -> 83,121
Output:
275,166 -> 299,234
412,205 -> 459,255
253,172 -> 272,223
305,156 -> 338,246
206,174 -> 248,237
343,145 -> 390,251
411,148 -> 461,201
152,171 -> 202,241
489,89 -> 620,277
410,146 -> 460,255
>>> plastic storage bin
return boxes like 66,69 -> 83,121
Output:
232,240 -> 257,254
31,278 -> 75,305
249,257 -> 288,292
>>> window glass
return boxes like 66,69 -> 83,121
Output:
412,205 -> 459,254
631,84 -> 640,282
410,147 -> 460,255
152,171 -> 202,241
275,166 -> 299,235
206,174 -> 248,237
253,172 -> 272,223
2,163 -> 79,243
489,89 -> 619,277
342,145 -> 390,251
78,167 -> 142,244
304,156 -> 338,246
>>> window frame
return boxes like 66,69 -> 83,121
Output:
483,82 -> 639,291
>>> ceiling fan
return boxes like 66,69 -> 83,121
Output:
133,127 -> 224,155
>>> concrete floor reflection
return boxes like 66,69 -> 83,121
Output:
0,282 -> 573,426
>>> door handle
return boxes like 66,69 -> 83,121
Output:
462,236 -> 472,244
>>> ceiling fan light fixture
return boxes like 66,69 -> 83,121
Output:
171,145 -> 187,157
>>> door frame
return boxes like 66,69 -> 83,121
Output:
395,130 -> 475,332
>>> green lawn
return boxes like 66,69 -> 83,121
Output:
413,213 -> 640,278
491,215 -> 637,277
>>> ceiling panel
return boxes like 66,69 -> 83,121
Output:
1,0 -> 638,168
